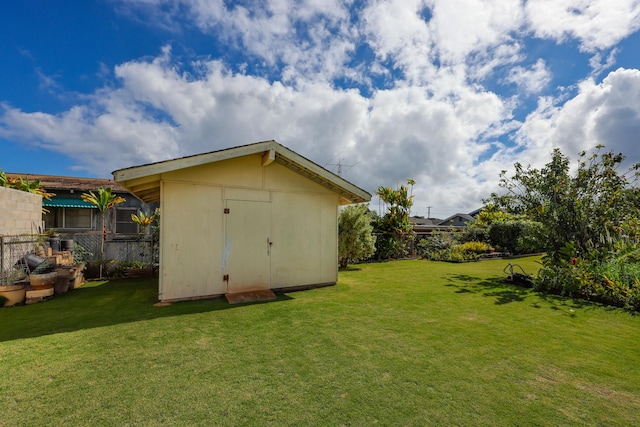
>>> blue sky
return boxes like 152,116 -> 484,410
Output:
1,0 -> 640,218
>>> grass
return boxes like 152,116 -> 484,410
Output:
1,256 -> 639,426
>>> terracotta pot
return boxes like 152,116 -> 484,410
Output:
0,283 -> 27,307
54,278 -> 71,295
30,272 -> 57,290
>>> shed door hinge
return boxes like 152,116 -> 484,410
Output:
224,208 -> 230,214
223,274 -> 229,282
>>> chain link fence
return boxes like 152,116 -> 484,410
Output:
1,233 -> 156,283
365,232 -> 452,262
0,234 -> 41,285
369,232 -> 419,260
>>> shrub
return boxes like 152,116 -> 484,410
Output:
457,241 -> 489,253
73,242 -> 93,265
338,204 -> 376,267
535,255 -> 640,312
487,220 -> 544,255
374,234 -> 408,260
110,260 -> 149,278
487,221 -> 521,253
458,225 -> 489,244
430,246 -> 480,263
419,236 -> 482,263
417,231 -> 456,259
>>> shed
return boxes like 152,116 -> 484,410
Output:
113,140 -> 370,302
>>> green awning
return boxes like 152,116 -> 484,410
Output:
43,198 -> 96,208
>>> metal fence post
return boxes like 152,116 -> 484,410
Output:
1,235 -> 4,276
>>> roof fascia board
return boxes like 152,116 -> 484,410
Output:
113,140 -> 370,203
113,140 -> 277,182
273,144 -> 370,202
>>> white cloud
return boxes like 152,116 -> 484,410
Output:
525,0 -> 640,52
0,47 -> 514,215
119,0 -> 356,83
426,0 -> 524,65
589,49 -> 619,76
2,1 -> 640,217
504,59 -> 551,95
516,68 -> 640,169
0,100 -> 180,175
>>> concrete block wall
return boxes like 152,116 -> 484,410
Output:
0,186 -> 43,236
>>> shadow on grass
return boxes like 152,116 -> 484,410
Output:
0,278 -> 294,343
339,266 -> 363,272
445,273 -> 599,314
446,274 -> 530,305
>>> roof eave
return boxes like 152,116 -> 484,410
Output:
113,140 -> 371,205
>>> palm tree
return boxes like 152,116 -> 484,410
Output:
81,187 -> 125,278
131,209 -> 158,264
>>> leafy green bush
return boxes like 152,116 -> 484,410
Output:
457,241 -> 489,253
73,242 -> 93,265
486,220 -> 545,255
416,231 -> 456,259
338,204 -> 376,267
110,260 -> 150,278
535,253 -> 640,312
514,220 -> 545,254
433,246 -> 481,262
374,234 -> 408,260
457,225 -> 489,244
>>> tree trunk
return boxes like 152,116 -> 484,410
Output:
99,213 -> 105,278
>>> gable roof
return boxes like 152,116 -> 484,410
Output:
112,140 -> 371,204
409,216 -> 441,226
439,213 -> 476,224
468,207 -> 484,217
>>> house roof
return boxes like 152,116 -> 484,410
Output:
468,207 -> 484,217
438,213 -> 476,224
112,140 -> 371,205
440,213 -> 475,224
409,216 -> 442,226
6,173 -> 128,193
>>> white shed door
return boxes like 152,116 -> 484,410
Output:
225,200 -> 272,293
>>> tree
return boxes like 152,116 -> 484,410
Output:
81,187 -> 126,278
131,209 -> 158,264
338,204 -> 376,268
462,204 -> 544,255
373,179 -> 415,259
488,145 -> 640,260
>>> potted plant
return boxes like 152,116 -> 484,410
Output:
47,229 -> 61,252
0,270 -> 28,307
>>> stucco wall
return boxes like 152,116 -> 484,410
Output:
158,154 -> 339,301
0,186 -> 42,236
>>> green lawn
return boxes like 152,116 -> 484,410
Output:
1,257 -> 639,426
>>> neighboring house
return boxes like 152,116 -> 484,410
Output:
468,207 -> 483,218
438,213 -> 476,227
7,174 -> 156,237
410,216 -> 442,232
113,140 -> 371,302
410,209 -> 481,233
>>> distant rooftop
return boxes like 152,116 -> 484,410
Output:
6,173 -> 127,193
